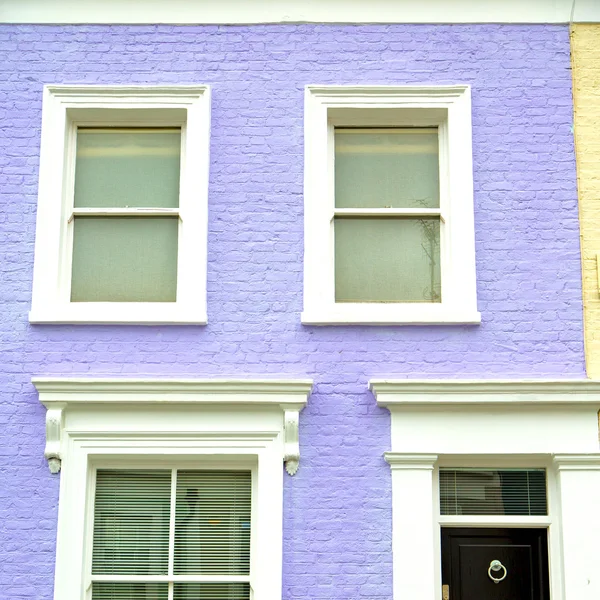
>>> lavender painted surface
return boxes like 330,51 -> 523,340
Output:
0,24 -> 583,599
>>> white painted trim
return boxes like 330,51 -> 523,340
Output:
385,452 -> 438,469
553,454 -> 600,470
371,378 -> 600,404
387,454 -> 438,600
438,515 -> 553,527
33,377 -> 312,475
376,380 -> 600,600
30,85 -> 210,325
303,85 -> 479,326
2,0 -> 600,24
33,377 -> 314,399
553,458 -> 600,598
34,377 -> 312,600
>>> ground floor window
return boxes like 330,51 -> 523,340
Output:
91,468 -> 253,600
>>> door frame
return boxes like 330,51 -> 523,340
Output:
433,456 -> 562,600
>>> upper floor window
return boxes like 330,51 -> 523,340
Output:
302,85 -> 480,325
30,85 -> 210,324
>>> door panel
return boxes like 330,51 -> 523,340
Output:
441,528 -> 549,600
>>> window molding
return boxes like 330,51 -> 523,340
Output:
33,377 -> 312,600
34,377 -> 312,475
302,85 -> 479,325
372,378 -> 600,600
30,85 -> 211,325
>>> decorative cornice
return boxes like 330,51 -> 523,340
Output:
553,454 -> 600,471
370,379 -> 600,406
307,84 -> 469,100
33,377 -> 313,403
45,84 -> 209,100
384,453 -> 438,469
33,377 -> 312,474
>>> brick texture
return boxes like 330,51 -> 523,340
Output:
0,24 -> 585,599
572,24 -> 600,378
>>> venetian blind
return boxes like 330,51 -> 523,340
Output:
91,469 -> 252,600
439,468 -> 547,516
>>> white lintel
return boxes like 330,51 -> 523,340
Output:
33,377 -> 313,404
370,379 -> 600,406
33,377 -> 312,476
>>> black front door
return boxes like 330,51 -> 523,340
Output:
441,528 -> 550,600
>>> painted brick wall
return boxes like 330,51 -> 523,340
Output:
572,24 -> 600,378
0,24 -> 584,599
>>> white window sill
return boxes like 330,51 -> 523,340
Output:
29,303 -> 207,325
301,304 -> 481,326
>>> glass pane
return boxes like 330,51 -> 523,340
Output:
439,469 -> 548,516
92,583 -> 168,600
74,128 -> 181,208
174,583 -> 250,600
335,128 -> 439,209
92,470 -> 171,575
71,217 -> 178,302
335,217 -> 441,303
174,471 -> 251,575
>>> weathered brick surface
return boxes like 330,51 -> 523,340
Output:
572,24 -> 600,378
0,24 -> 584,599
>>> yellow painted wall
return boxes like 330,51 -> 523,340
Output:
572,24 -> 600,377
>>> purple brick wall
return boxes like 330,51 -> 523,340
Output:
0,24 -> 583,599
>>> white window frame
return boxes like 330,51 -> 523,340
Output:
30,85 -> 210,325
303,85 -> 480,325
33,377 -> 312,600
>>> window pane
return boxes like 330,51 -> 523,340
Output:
92,470 -> 171,575
174,583 -> 250,600
92,583 -> 168,600
74,128 -> 181,208
439,469 -> 548,516
335,128 -> 439,209
71,217 -> 178,302
335,217 -> 441,303
174,471 -> 251,575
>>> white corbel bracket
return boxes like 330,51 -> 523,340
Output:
33,377 -> 312,476
283,405 -> 304,476
44,403 -> 65,473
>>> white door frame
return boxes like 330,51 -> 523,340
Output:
371,379 -> 600,600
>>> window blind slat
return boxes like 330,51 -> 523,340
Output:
173,582 -> 250,600
92,470 -> 171,576
439,468 -> 547,516
92,582 -> 168,600
174,471 -> 251,576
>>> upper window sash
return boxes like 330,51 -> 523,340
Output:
30,85 -> 210,325
302,85 -> 480,325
